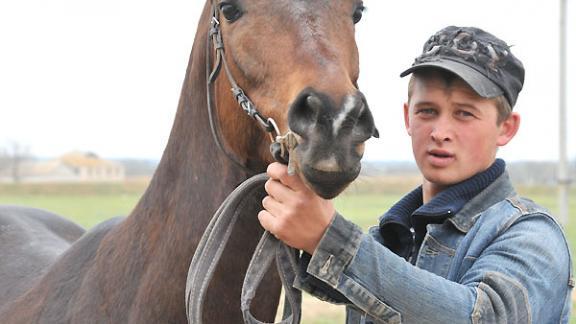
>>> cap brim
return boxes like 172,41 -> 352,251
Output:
400,60 -> 503,99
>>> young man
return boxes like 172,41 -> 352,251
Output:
258,26 -> 573,323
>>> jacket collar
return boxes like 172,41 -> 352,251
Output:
414,159 -> 506,217
378,159 -> 513,257
447,170 -> 516,232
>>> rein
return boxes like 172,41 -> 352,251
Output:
187,2 -> 303,323
186,174 -> 302,324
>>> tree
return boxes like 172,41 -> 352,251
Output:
0,141 -> 32,183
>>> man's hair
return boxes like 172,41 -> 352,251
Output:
407,68 -> 512,125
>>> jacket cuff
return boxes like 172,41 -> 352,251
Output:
294,252 -> 350,304
307,212 -> 363,288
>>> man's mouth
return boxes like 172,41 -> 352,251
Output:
428,149 -> 453,158
426,149 -> 455,167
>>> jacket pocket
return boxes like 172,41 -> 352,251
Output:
416,234 -> 456,278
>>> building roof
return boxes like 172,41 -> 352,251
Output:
59,151 -> 122,168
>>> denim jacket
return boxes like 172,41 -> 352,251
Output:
295,163 -> 573,323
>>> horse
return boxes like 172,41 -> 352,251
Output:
0,0 -> 377,323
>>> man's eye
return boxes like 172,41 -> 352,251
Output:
456,110 -> 475,118
417,108 -> 436,115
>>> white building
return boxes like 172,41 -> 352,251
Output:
0,151 -> 125,183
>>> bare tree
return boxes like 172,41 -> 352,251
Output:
0,148 -> 7,171
0,141 -> 32,183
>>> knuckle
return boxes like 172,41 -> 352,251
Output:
277,173 -> 289,185
274,231 -> 285,241
276,216 -> 290,232
282,207 -> 295,219
264,179 -> 274,194
266,162 -> 277,174
257,211 -> 268,228
257,210 -> 266,221
292,196 -> 307,209
267,162 -> 283,178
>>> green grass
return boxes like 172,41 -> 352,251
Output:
0,194 -> 140,229
0,180 -> 575,323
0,181 -> 147,229
335,193 -> 399,230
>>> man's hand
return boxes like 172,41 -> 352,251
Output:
258,162 -> 335,254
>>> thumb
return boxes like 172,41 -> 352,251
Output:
267,162 -> 308,192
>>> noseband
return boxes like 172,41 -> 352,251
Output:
205,2 -> 283,172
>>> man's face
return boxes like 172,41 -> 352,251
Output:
404,75 -> 519,192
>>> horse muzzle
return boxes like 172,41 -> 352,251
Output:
284,89 -> 378,199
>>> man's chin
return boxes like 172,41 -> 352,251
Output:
422,170 -> 463,188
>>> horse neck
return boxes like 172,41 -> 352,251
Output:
98,7 -> 259,317
128,28 -> 251,253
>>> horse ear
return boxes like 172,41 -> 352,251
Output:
372,127 -> 380,138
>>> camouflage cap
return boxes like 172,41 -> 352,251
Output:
400,26 -> 525,107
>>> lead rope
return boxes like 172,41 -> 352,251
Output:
240,133 -> 301,324
186,132 -> 302,324
186,173 -> 270,323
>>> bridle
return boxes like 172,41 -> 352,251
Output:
189,3 -> 302,324
205,1 -> 283,172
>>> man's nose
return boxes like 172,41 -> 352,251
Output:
430,117 -> 453,143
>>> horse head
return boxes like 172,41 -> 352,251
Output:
208,0 -> 378,199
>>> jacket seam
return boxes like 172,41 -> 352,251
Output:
339,273 -> 402,323
503,208 -> 574,290
422,233 -> 456,256
471,286 -> 482,324
476,271 -> 532,324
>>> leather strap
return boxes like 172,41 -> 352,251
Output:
241,231 -> 301,324
186,174 -> 302,324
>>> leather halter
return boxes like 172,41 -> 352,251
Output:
206,1 -> 281,172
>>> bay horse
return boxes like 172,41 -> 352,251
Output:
0,0 -> 377,323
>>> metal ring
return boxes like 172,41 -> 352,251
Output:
267,118 -> 281,139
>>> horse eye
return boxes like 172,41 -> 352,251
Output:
353,5 -> 364,24
219,2 -> 243,22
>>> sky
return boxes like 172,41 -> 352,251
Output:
0,0 -> 574,162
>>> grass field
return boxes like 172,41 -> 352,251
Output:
0,178 -> 575,323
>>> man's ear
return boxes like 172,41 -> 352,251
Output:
403,102 -> 412,136
497,112 -> 521,146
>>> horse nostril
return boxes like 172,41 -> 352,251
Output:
356,99 -> 378,139
306,95 -> 323,115
288,91 -> 326,138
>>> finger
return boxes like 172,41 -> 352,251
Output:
267,162 -> 308,192
257,210 -> 277,233
266,162 -> 287,180
264,178 -> 293,202
261,195 -> 284,217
